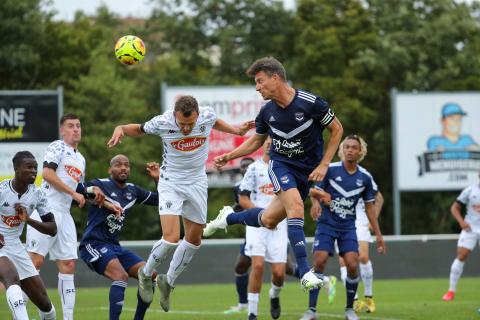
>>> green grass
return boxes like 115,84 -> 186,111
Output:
1,278 -> 479,319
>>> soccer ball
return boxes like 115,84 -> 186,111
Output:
114,35 -> 146,65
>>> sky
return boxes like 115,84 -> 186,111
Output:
47,0 -> 297,21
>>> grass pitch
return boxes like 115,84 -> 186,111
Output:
1,277 -> 479,319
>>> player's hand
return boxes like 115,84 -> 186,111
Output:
309,163 -> 328,182
376,235 -> 386,254
214,153 -> 230,169
319,192 -> 331,205
146,162 -> 160,181
460,221 -> 471,231
310,202 -> 321,220
0,233 -> 4,249
14,203 -> 28,222
91,187 -> 106,207
107,126 -> 125,148
236,120 -> 256,136
72,192 -> 86,208
104,201 -> 123,217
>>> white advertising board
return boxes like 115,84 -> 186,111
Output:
394,92 -> 480,191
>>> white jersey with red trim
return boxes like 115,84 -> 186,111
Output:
142,107 -> 217,181
457,184 -> 480,231
239,159 -> 275,209
0,179 -> 51,240
41,140 -> 86,213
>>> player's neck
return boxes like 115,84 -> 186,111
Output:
262,155 -> 270,163
442,130 -> 459,143
111,178 -> 127,188
343,161 -> 358,174
64,139 -> 79,150
273,85 -> 295,108
11,178 -> 28,195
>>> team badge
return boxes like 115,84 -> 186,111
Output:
200,125 -> 206,132
356,179 -> 363,187
166,201 -> 172,209
125,192 -> 132,200
295,112 -> 305,122
280,175 -> 290,184
100,247 -> 108,254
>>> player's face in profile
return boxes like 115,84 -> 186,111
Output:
175,111 -> 199,135
109,158 -> 130,183
15,159 -> 38,184
61,119 -> 82,145
342,139 -> 361,163
254,71 -> 277,100
442,115 -> 462,135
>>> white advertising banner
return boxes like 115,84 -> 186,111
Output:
163,85 -> 265,187
394,92 -> 480,190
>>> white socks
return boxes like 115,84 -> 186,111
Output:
6,284 -> 28,320
167,240 -> 200,286
449,258 -> 464,292
39,304 -> 56,320
248,292 -> 259,315
58,273 -> 75,320
144,238 -> 178,276
360,261 -> 374,296
269,283 -> 283,298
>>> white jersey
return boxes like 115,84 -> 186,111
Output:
239,159 -> 275,208
355,167 -> 378,227
457,184 -> 480,232
142,107 -> 217,181
0,179 -> 51,240
41,140 -> 86,213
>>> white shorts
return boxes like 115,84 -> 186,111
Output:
26,210 -> 78,260
157,178 -> 208,224
356,223 -> 373,243
245,221 -> 288,263
457,229 -> 480,251
0,238 -> 38,280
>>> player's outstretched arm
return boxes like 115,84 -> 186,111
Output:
309,117 -> 343,182
214,134 -> 267,169
16,204 -> 57,236
365,202 -> 385,254
213,118 -> 255,136
107,124 -> 144,148
309,192 -> 322,221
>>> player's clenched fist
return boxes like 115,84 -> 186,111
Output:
214,153 -> 230,169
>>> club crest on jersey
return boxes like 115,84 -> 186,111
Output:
1,214 -> 21,227
295,112 -> 305,122
280,175 -> 290,184
356,179 -> 363,187
171,136 -> 207,152
200,125 -> 206,132
64,165 -> 83,183
125,192 -> 132,200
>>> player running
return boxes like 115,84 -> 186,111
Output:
107,95 -> 254,312
26,114 -> 105,320
0,151 -> 57,320
442,169 -> 480,301
309,135 -> 385,320
203,56 -> 343,291
78,155 -> 159,320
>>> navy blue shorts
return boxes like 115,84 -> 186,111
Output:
79,241 -> 144,275
313,224 -> 358,256
268,160 -> 311,200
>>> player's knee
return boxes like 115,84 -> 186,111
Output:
235,258 -> 251,274
162,232 -> 180,243
1,270 -> 20,287
30,255 -> 45,270
59,260 -> 76,274
251,261 -> 265,274
261,216 -> 278,229
271,269 -> 285,282
37,294 -> 53,312
359,254 -> 369,264
457,252 -> 469,261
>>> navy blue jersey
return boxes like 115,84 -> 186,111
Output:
255,89 -> 335,171
315,162 -> 375,231
79,178 -> 158,245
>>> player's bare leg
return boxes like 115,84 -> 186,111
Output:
21,275 -> 56,319
269,262 -> 285,319
0,257 -> 29,320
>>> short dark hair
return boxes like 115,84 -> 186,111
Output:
60,113 -> 80,126
174,96 -> 199,117
12,151 -> 36,169
240,157 -> 255,167
246,56 -> 287,81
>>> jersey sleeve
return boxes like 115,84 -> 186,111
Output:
362,175 -> 376,203
255,106 -> 269,135
43,140 -> 64,167
312,97 -> 335,127
239,164 -> 256,192
135,185 -> 159,206
141,114 -> 169,136
457,186 -> 471,205
35,189 -> 51,217
202,106 -> 218,127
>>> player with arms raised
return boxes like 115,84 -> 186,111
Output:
107,95 -> 254,311
203,56 -> 344,291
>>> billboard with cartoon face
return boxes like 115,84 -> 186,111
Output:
394,92 -> 480,190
